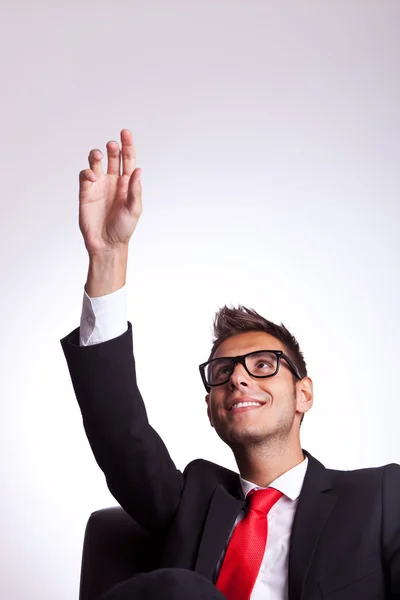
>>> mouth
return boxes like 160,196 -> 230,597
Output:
227,400 -> 265,413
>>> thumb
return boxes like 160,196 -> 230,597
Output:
127,168 -> 142,217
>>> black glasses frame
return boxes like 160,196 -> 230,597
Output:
199,350 -> 302,392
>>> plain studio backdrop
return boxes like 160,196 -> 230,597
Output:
0,1 -> 399,598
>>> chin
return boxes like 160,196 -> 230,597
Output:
217,425 -> 269,448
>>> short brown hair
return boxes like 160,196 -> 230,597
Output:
209,305 -> 307,380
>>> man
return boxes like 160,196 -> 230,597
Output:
61,129 -> 400,600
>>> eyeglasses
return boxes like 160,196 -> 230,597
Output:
199,350 -> 302,392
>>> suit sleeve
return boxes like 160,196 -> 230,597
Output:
60,322 -> 184,535
382,463 -> 400,598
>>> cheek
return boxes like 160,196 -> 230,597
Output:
260,380 -> 294,403
208,396 -> 217,414
208,391 -> 224,414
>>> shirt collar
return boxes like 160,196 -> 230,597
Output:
239,456 -> 308,501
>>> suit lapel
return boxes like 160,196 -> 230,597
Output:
195,451 -> 337,596
195,483 -> 245,581
288,451 -> 338,600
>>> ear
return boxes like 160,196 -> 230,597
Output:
296,377 -> 313,417
205,394 -> 214,428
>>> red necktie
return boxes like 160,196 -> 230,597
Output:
216,487 -> 283,600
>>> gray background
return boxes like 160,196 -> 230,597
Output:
1,1 -> 399,598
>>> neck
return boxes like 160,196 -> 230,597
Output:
233,438 -> 305,487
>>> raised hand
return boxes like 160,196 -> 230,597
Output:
79,129 -> 142,257
79,129 -> 142,297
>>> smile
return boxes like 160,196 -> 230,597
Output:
229,401 -> 263,412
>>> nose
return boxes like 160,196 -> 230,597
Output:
229,362 -> 251,389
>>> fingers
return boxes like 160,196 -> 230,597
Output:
126,168 -> 142,217
106,140 -> 121,175
83,130 -> 135,181
79,168 -> 97,193
120,129 -> 136,176
88,149 -> 104,177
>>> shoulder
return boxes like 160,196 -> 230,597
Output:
326,461 -> 400,495
381,463 -> 400,501
183,458 -> 240,490
184,457 -> 238,478
306,451 -> 400,495
327,461 -> 400,478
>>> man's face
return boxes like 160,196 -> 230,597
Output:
205,331 -> 313,448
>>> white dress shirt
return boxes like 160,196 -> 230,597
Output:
79,284 -> 308,600
218,460 -> 308,600
80,285 -> 128,346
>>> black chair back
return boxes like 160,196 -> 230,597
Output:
79,507 -> 162,600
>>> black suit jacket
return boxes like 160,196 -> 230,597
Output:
61,322 -> 400,600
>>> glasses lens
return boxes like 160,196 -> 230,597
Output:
245,351 -> 278,376
206,358 -> 234,386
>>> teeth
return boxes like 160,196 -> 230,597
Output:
231,401 -> 262,410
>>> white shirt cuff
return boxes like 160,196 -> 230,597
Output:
79,284 -> 128,346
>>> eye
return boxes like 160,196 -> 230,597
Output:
210,360 -> 233,383
217,365 -> 231,376
256,360 -> 273,369
247,352 -> 277,374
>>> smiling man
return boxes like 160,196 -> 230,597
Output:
61,130 -> 400,600
201,323 -> 311,489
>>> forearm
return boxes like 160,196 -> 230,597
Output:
85,246 -> 129,297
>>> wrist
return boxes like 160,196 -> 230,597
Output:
86,246 -> 129,298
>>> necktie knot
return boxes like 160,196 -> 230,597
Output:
247,487 -> 283,514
